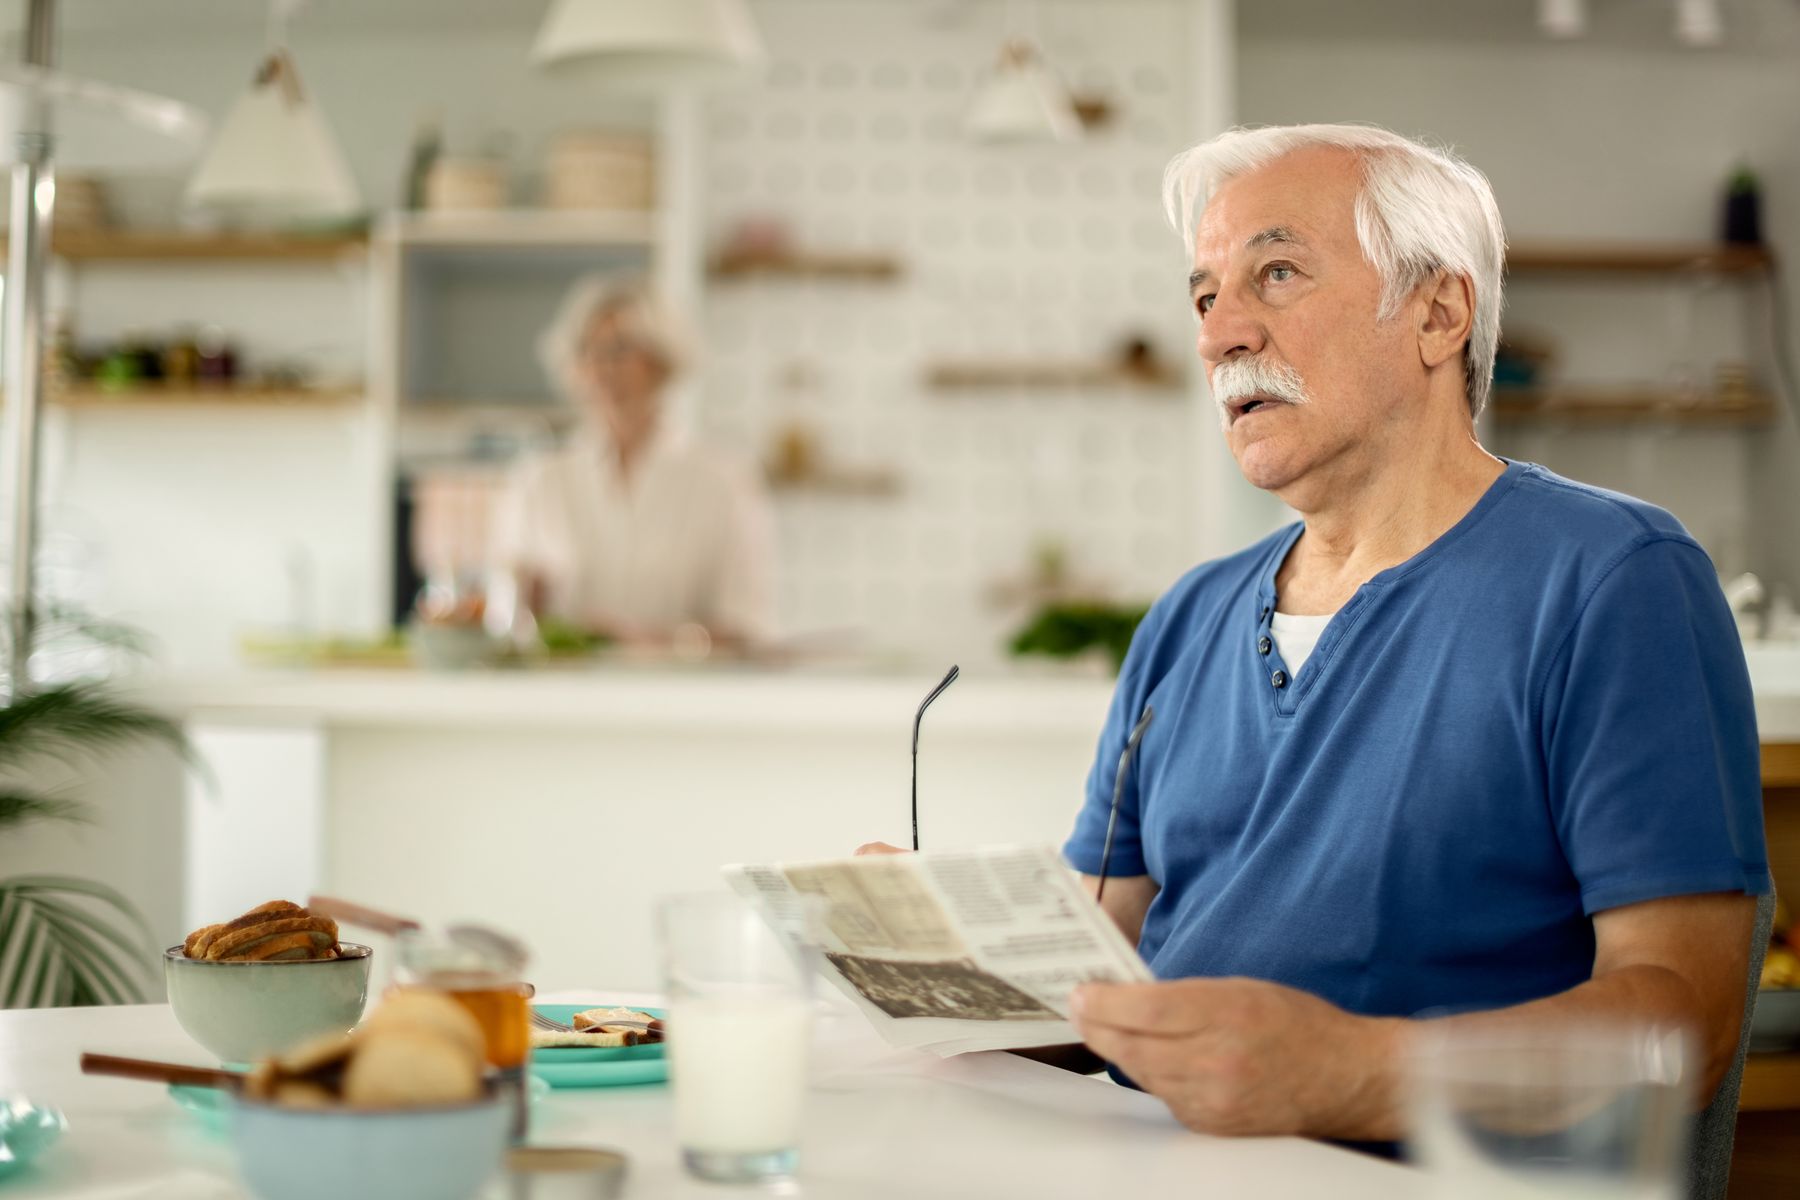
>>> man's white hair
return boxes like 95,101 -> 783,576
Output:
537,275 -> 693,401
1163,123 -> 1506,420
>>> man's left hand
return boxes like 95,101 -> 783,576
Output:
1070,977 -> 1402,1140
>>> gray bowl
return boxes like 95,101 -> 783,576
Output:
233,1092 -> 509,1200
164,943 -> 372,1064
1749,988 -> 1800,1054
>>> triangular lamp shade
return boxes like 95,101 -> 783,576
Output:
185,51 -> 359,218
967,40 -> 1080,144
533,0 -> 765,84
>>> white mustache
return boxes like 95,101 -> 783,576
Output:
1211,356 -> 1310,425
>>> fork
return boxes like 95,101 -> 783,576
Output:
529,1009 -> 660,1035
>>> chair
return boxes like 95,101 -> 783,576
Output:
1688,889 -> 1776,1200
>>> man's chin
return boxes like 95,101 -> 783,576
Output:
1229,439 -> 1307,494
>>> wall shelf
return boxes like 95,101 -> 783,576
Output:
925,361 -> 1184,392
1489,386 -> 1776,426
385,209 -> 657,249
46,384 -> 362,407
1505,242 -> 1773,276
708,251 -> 902,281
0,228 -> 369,261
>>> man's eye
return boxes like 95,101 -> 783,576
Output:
1196,295 -> 1215,316
1264,264 -> 1296,284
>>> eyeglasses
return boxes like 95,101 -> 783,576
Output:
911,664 -> 960,852
1095,705 -> 1154,904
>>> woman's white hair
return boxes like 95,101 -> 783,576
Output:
1164,123 -> 1506,419
537,275 -> 694,401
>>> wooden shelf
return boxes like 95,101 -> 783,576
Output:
708,251 -> 901,281
47,384 -> 361,407
1489,386 -> 1775,426
1742,1052 -> 1800,1112
385,210 -> 656,249
1,228 -> 370,261
1765,743 -> 1800,789
926,362 -> 1185,392
1505,242 -> 1773,276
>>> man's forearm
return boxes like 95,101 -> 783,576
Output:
1339,964 -> 1727,1142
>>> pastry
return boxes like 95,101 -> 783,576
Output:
529,1028 -> 638,1049
342,1030 -> 483,1108
182,900 -> 341,962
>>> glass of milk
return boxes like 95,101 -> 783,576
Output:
656,892 -> 819,1184
1407,1021 -> 1693,1200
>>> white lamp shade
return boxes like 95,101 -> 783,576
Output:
532,0 -> 765,82
0,65 -> 208,169
185,52 -> 359,218
967,42 -> 1080,144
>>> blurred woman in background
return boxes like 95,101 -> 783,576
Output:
491,277 -> 775,653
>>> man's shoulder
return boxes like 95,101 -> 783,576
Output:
1501,462 -> 1697,556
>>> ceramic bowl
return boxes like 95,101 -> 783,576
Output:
407,620 -> 496,671
232,1093 -> 510,1200
1749,987 -> 1800,1054
164,943 -> 373,1064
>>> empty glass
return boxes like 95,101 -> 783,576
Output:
1407,1021 -> 1693,1200
656,892 -> 818,1185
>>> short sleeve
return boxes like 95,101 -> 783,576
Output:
1541,536 -> 1770,914
1062,601 -> 1168,880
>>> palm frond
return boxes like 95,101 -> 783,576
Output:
0,683 -> 186,773
0,876 -> 153,1008
0,789 -> 89,831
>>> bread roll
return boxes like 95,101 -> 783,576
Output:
359,989 -> 486,1062
342,1031 -> 482,1108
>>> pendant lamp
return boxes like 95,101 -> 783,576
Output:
967,39 -> 1080,144
533,0 -> 766,83
185,47 -> 358,218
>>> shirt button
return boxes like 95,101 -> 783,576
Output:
1257,636 -> 1272,655
1261,606 -> 1271,621
1271,670 -> 1288,689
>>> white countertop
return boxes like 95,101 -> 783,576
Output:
134,664 -> 1117,737
2,1001 -> 1424,1199
135,640 -> 1800,740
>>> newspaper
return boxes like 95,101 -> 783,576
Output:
723,844 -> 1153,1057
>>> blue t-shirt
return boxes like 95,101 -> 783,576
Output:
1064,460 -> 1770,1019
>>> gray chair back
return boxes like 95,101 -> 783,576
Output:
1687,889 -> 1775,1200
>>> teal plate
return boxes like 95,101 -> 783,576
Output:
529,1005 -> 667,1089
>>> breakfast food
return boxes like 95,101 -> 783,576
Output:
244,989 -> 488,1110
527,1005 -> 663,1051
182,899 -> 341,963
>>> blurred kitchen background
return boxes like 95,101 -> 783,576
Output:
5,0 -> 1800,1125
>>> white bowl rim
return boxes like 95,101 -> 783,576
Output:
164,942 -> 374,966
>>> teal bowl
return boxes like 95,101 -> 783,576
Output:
232,1093 -> 509,1200
164,944 -> 372,1064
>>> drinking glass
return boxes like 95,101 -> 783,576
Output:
656,892 -> 817,1184
1407,1021 -> 1693,1200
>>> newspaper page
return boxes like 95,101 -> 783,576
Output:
723,844 -> 1152,1056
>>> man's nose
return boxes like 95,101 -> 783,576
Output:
1194,286 -> 1266,365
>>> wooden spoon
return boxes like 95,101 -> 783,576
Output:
80,1052 -> 244,1092
306,895 -> 421,937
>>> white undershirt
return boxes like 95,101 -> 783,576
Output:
1270,610 -> 1335,677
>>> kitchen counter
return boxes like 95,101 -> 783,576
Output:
141,644 -> 1800,994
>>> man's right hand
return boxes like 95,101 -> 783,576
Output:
854,842 -> 909,856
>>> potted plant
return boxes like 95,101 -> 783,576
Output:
1,612 -> 183,1007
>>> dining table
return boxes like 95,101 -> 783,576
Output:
0,990 -> 1430,1199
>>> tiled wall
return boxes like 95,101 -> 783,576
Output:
695,0 -> 1208,665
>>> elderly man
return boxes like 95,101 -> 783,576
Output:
1047,124 -> 1770,1143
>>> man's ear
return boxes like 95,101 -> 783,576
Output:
1417,271 -> 1475,371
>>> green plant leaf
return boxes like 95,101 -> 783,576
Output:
0,789 -> 90,831
0,877 -> 153,1008
0,682 -> 187,774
